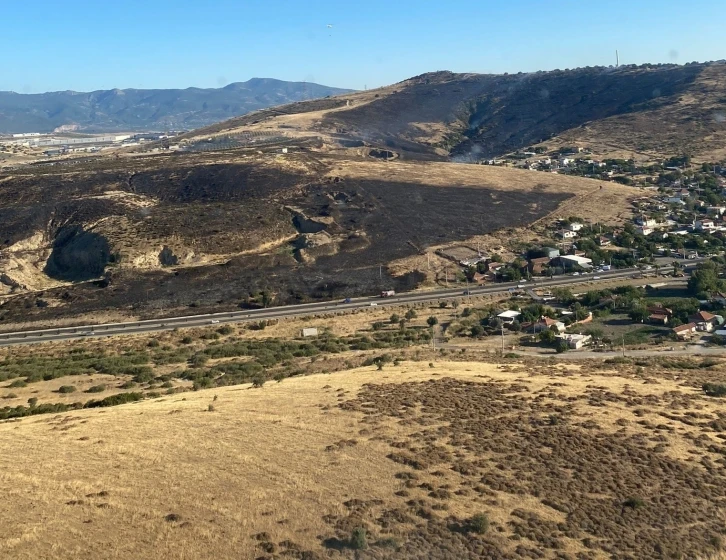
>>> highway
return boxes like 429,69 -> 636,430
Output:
0,263 -> 698,347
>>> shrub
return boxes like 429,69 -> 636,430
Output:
85,384 -> 106,393
469,513 -> 489,534
252,375 -> 266,388
623,496 -> 645,510
207,404 -> 215,412
84,392 -> 144,408
180,336 -> 193,344
372,322 -> 384,331
217,325 -> 234,335
389,314 -> 400,324
8,379 -> 27,388
376,537 -> 399,549
439,301 -> 447,308
147,339 -> 160,348
57,385 -> 77,394
350,527 -> 367,550
27,397 -> 38,407
703,383 -> 726,397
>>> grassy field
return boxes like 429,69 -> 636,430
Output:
2,359 -> 726,559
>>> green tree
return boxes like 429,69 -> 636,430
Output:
470,324 -> 485,338
389,313 -> 400,324
628,305 -> 649,323
539,329 -> 556,344
688,261 -> 722,295
427,316 -> 438,328
405,309 -> 417,321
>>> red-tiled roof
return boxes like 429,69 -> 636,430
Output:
673,322 -> 697,333
692,311 -> 717,322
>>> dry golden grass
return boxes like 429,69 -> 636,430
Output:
2,359 -> 725,558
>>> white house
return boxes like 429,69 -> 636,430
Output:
635,216 -> 658,227
707,206 -> 726,216
557,333 -> 592,349
664,197 -> 687,205
567,222 -> 584,232
696,220 -> 716,231
556,229 -> 578,239
636,226 -> 654,236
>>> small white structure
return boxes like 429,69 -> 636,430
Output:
567,222 -> 584,232
556,229 -> 577,239
557,333 -> 592,349
301,328 -> 319,337
497,310 -> 521,324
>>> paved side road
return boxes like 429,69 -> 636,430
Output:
0,263 -> 698,347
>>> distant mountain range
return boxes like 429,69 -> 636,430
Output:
0,78 -> 354,133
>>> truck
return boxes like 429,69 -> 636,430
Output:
380,290 -> 396,298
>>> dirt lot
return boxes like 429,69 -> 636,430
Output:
2,359 -> 726,559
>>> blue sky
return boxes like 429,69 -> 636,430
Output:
2,0 -> 724,93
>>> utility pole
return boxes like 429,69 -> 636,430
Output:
622,333 -> 626,357
501,323 -> 505,354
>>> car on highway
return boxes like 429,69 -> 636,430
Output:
343,298 -> 352,303
210,320 -> 220,324
463,290 -> 472,295
369,302 -> 378,306
593,276 -> 601,280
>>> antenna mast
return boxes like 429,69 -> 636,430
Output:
616,50 -> 619,67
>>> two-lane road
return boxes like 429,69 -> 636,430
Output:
0,262 -> 698,347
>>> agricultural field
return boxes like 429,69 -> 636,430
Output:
2,358 -> 726,559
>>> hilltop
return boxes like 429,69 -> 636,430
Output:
0,78 -> 353,133
190,61 -> 726,162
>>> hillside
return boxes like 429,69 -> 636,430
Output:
192,62 -> 726,162
0,78 -> 353,133
2,359 -> 726,559
0,147 -> 633,327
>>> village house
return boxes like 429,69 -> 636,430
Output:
673,322 -> 698,339
597,236 -> 611,246
556,229 -> 577,239
688,311 -> 722,332
557,333 -> 592,349
528,256 -> 553,275
566,222 -> 584,232
535,316 -> 566,333
695,219 -> 716,232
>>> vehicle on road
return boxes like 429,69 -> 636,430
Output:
369,302 -> 378,306
517,284 -> 526,288
343,298 -> 352,303
463,290 -> 472,295
593,276 -> 601,280
380,290 -> 396,297
210,320 -> 220,324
